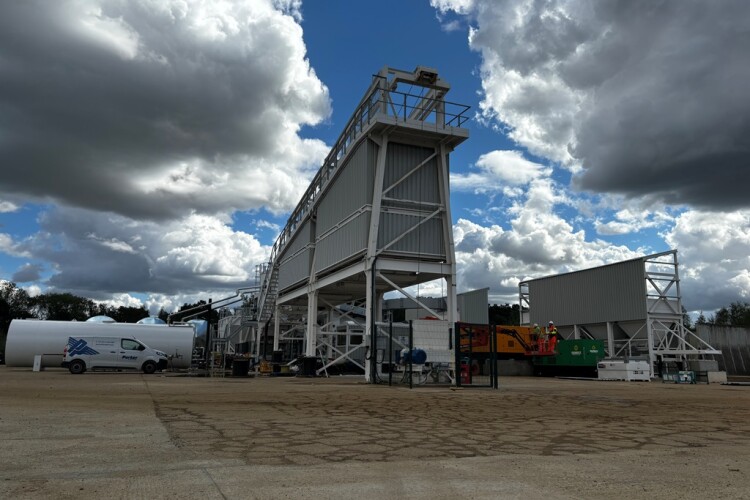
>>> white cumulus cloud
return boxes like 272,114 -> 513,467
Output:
454,178 -> 642,303
13,206 -> 269,298
664,210 -> 750,310
452,150 -> 551,192
0,0 -> 331,219
434,0 -> 750,210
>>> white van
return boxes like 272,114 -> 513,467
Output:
62,336 -> 168,374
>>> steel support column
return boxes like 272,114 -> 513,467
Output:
437,142 -> 458,325
364,269 -> 374,382
273,305 -> 280,352
306,291 -> 318,357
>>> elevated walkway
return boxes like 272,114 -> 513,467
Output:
256,66 -> 470,381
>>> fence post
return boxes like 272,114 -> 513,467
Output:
468,325 -> 473,385
491,324 -> 498,389
388,316 -> 393,387
409,320 -> 413,390
454,323 -> 461,388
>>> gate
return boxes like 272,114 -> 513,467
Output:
455,322 -> 498,388
376,319 -> 456,387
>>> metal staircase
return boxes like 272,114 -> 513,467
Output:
256,262 -> 278,324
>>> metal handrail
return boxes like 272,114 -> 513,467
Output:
257,86 -> 470,309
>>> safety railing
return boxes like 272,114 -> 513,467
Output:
257,83 -> 470,310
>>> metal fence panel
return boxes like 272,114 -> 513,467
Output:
376,320 -> 455,387
455,322 -> 498,389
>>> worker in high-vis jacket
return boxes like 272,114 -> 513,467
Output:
531,323 -> 542,351
547,321 -> 559,352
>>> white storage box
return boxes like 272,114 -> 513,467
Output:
598,360 -> 650,381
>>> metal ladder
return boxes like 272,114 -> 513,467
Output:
256,263 -> 278,324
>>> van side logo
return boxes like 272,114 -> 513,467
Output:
68,337 -> 99,356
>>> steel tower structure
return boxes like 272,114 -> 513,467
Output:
519,250 -> 721,377
256,66 -> 469,381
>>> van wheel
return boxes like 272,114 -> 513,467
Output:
142,361 -> 157,374
69,360 -> 86,374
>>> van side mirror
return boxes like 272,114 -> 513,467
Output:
139,345 -> 145,351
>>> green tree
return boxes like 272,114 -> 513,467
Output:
696,312 -> 707,325
728,302 -> 750,328
111,305 -> 149,323
94,303 -> 117,318
488,303 -> 520,326
157,307 -> 170,322
712,307 -> 730,326
0,281 -> 32,321
0,282 -> 33,356
30,293 -> 97,321
681,306 -> 693,330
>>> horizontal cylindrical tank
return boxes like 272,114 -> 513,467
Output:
5,320 -> 195,369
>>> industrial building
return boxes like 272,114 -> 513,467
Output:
519,250 -> 721,377
220,65 -> 472,382
9,66 -> 722,385
207,73 -> 725,382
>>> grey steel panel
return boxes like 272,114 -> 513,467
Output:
697,325 -> 750,375
528,259 -> 647,326
384,143 -> 440,204
317,140 -> 376,235
377,212 -> 444,257
278,248 -> 311,291
457,288 -> 489,324
315,212 -> 370,273
279,220 -> 312,261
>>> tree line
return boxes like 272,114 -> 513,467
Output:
0,281 -> 169,324
4,278 -> 747,339
0,281 -> 223,345
696,301 -> 750,328
488,303 -> 521,326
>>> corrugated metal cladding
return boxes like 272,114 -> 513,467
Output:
697,325 -> 750,375
280,220 -> 312,260
277,220 -> 312,291
314,211 -> 370,273
316,139 -> 376,235
457,288 -> 489,324
377,212 -> 444,257
278,249 -> 311,291
383,142 -> 440,204
528,259 -> 647,326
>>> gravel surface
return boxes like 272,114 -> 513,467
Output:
1,367 -> 748,499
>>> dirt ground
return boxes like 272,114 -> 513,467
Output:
1,367 -> 749,499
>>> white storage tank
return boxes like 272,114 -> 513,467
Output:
86,315 -> 116,323
5,320 -> 195,369
136,317 -> 167,325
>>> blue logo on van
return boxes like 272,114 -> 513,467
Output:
67,337 -> 99,356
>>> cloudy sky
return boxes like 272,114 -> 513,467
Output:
0,0 -> 748,316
